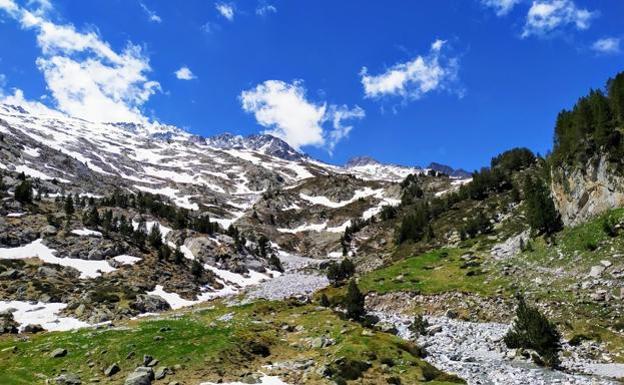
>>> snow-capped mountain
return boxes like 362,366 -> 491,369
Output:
203,133 -> 305,161
428,162 -> 471,179
344,156 -> 424,182
0,103 -> 467,236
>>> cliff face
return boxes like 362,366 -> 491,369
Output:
551,155 -> 624,226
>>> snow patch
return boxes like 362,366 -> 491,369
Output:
0,301 -> 89,332
0,239 -> 116,279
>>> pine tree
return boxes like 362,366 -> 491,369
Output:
343,279 -> 365,321
191,260 -> 204,280
14,180 -> 32,204
173,246 -> 185,264
63,194 -> 74,217
504,294 -> 562,368
523,176 -> 562,235
148,223 -> 163,248
157,244 -> 172,261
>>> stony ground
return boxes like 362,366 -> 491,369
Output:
375,312 -> 624,385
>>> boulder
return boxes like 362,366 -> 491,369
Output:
0,310 -> 19,335
104,362 -> 120,377
588,265 -> 606,278
131,295 -> 171,313
54,373 -> 81,385
124,367 -> 154,385
50,348 -> 68,358
23,324 -> 44,334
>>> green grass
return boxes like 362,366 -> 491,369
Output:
0,300 -> 464,385
358,248 -> 506,296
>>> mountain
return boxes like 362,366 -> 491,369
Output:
427,162 -> 471,178
204,133 -> 305,161
3,71 -> 624,385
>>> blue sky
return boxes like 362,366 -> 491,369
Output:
0,0 -> 622,171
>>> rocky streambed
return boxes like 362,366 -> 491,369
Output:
374,312 -> 624,385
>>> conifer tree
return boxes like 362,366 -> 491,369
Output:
148,223 -> 163,248
343,279 -> 365,321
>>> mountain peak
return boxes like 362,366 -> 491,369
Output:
427,162 -> 471,178
205,133 -> 304,161
345,156 -> 381,168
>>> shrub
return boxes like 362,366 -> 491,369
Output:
343,279 -> 365,321
504,295 -> 562,368
148,223 -> 163,248
14,180 -> 32,204
409,314 -> 429,336
584,239 -> 598,251
191,260 -> 204,279
602,216 -> 618,237
327,258 -> 355,286
523,176 -> 562,236
268,254 -> 284,272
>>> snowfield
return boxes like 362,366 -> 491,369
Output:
0,301 -> 89,332
0,239 -> 116,278
200,374 -> 292,385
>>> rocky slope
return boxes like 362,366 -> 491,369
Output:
551,155 -> 624,226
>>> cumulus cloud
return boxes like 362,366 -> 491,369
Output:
481,0 -> 521,16
360,39 -> 460,101
522,0 -> 596,38
0,1 -> 160,122
215,2 -> 235,21
256,3 -> 277,16
140,2 -> 162,23
591,37 -> 621,54
0,0 -> 19,16
240,80 -> 364,152
174,66 -> 196,80
0,87 -> 65,117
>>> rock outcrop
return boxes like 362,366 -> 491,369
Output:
551,156 -> 624,226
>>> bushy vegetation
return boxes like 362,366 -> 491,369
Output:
343,279 -> 365,321
523,176 -> 562,235
504,295 -> 562,368
409,314 -> 429,336
396,202 -> 433,244
460,211 -> 492,240
327,258 -> 355,286
552,72 -> 624,167
14,179 -> 32,204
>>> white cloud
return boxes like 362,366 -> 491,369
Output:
0,73 -> 5,88
0,0 -> 18,16
481,0 -> 521,16
0,2 -> 160,122
0,88 -> 65,117
140,2 -> 162,23
327,105 -> 365,153
215,2 -> 235,21
591,37 -> 621,54
360,39 -> 460,100
174,66 -> 196,80
240,80 -> 364,152
256,4 -> 277,16
522,0 -> 596,38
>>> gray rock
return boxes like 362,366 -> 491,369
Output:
0,268 -> 20,279
50,348 -> 68,358
54,373 -> 81,385
22,324 -> 44,333
154,366 -> 170,380
131,295 -> 171,313
588,265 -> 606,278
104,362 -> 120,377
0,310 -> 18,334
124,367 -> 154,385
